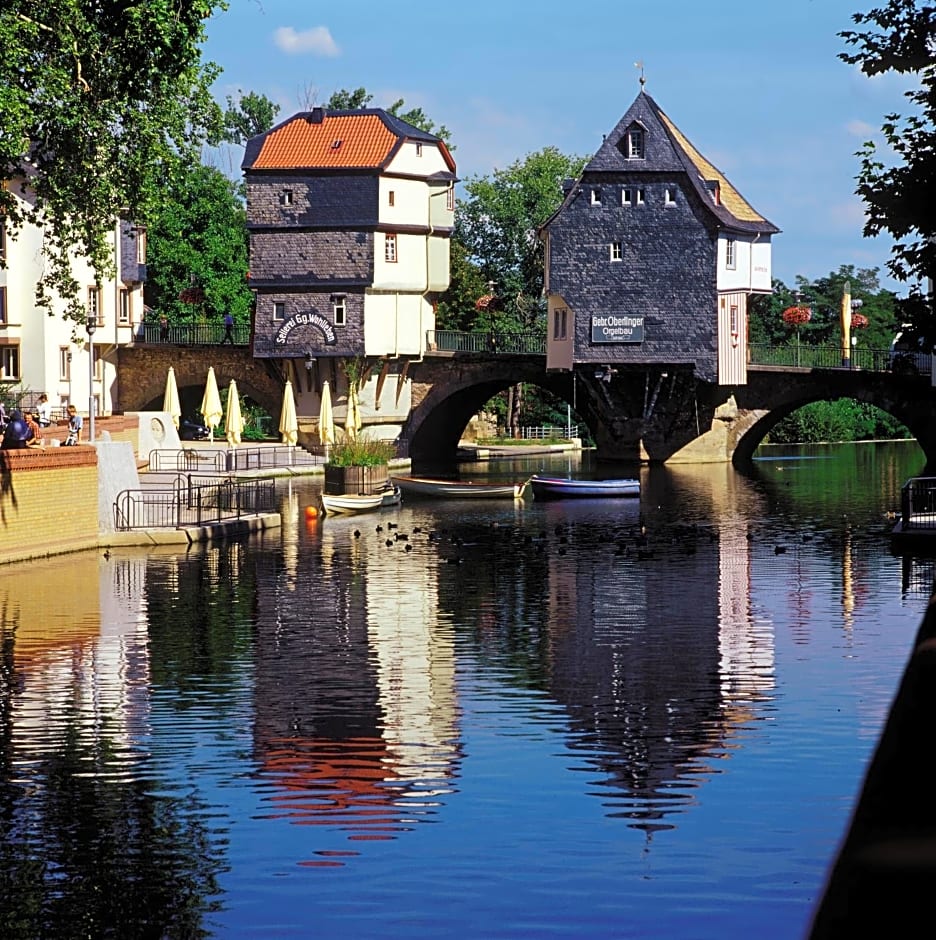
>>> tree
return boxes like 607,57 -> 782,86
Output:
223,90 -> 280,145
435,237 -> 490,331
144,163 -> 252,326
0,1 -> 225,324
325,87 -> 453,145
839,1 -> 936,299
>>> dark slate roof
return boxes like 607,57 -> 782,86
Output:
547,91 -> 779,236
242,108 -> 456,173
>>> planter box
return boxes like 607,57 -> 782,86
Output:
324,464 -> 389,495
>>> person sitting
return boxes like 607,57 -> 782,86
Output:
24,412 -> 43,447
64,404 -> 83,445
35,393 -> 52,428
1,410 -> 33,449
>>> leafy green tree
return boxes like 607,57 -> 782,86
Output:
326,87 -> 373,110
223,90 -> 280,145
839,2 -> 936,302
435,236 -> 490,331
325,87 -> 453,145
144,163 -> 252,325
0,0 -> 225,324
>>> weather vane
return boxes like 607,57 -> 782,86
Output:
635,61 -> 646,89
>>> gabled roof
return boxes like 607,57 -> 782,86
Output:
242,108 -> 456,174
568,91 -> 779,236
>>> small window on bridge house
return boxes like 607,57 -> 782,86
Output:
332,296 -> 347,326
272,302 -> 285,321
610,242 -> 622,261
726,238 -> 736,270
627,127 -> 645,159
664,188 -> 677,206
385,234 -> 398,263
590,188 -> 601,206
281,190 -> 293,207
553,307 -> 568,340
622,189 -> 632,206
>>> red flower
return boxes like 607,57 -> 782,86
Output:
782,305 -> 812,327
475,294 -> 495,311
851,313 -> 869,329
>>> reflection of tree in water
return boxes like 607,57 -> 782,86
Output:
434,516 -> 738,834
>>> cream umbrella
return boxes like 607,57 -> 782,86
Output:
163,366 -> 181,429
200,366 -> 223,442
318,380 -> 335,446
225,379 -> 243,446
279,379 -> 298,446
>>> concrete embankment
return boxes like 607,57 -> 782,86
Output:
809,591 -> 936,937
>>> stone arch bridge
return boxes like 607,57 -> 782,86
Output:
117,345 -> 936,468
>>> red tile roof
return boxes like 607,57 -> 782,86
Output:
252,113 -> 399,170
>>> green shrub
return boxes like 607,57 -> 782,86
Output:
325,436 -> 396,467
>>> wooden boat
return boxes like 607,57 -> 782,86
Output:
392,475 -> 526,500
529,474 -> 640,500
380,485 -> 402,507
321,492 -> 384,515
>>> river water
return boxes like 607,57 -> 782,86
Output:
0,441 -> 931,939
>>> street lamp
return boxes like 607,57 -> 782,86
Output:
86,315 -> 96,443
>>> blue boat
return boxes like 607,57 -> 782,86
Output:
528,474 -> 640,500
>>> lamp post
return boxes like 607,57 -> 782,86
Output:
849,298 -> 863,370
86,315 -> 96,443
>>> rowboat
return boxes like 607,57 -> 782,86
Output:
321,492 -> 384,515
392,475 -> 527,500
380,485 -> 402,507
529,474 -> 640,500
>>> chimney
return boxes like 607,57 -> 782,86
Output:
308,107 -> 325,124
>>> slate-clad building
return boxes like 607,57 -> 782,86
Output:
541,89 -> 779,385
243,108 -> 456,365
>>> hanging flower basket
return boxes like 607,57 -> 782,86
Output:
851,313 -> 869,329
781,305 -> 812,327
178,286 -> 205,305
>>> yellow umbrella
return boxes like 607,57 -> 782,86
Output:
163,366 -> 181,429
344,381 -> 362,441
279,379 -> 298,446
318,380 -> 335,446
225,379 -> 243,446
200,366 -> 223,442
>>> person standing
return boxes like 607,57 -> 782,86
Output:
221,312 -> 235,345
36,393 -> 52,428
159,314 -> 169,342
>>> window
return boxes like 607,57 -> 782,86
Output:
446,186 -> 454,211
627,127 -> 645,159
610,242 -> 622,261
118,289 -> 130,324
415,143 -> 423,157
590,188 -> 601,206
730,305 -> 739,335
553,308 -> 568,340
665,188 -> 676,206
0,286 -> 5,324
726,238 -> 736,270
622,189 -> 632,206
60,347 -> 71,381
388,190 -> 395,207
332,295 -> 347,326
272,301 -> 285,321
88,286 -> 101,323
385,233 -> 398,263
636,188 -> 645,205
0,345 -> 19,380
135,227 -> 147,263
282,190 -> 293,207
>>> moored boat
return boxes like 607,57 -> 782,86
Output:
321,492 -> 385,515
529,474 -> 639,500
392,475 -> 527,500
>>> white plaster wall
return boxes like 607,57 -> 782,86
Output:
716,234 -> 772,293
385,140 -> 450,178
364,293 -> 434,356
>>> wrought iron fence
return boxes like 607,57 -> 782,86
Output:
519,425 -> 580,439
114,478 -> 276,530
135,322 -> 251,346
748,344 -> 924,373
427,330 -> 545,355
899,477 -> 936,533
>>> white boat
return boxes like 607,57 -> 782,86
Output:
529,474 -> 640,500
392,475 -> 526,500
321,492 -> 384,515
380,485 -> 402,507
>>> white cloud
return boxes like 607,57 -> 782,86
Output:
273,26 -> 339,57
846,119 -> 875,138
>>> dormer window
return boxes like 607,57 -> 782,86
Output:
626,126 -> 645,159
331,139 -> 342,150
590,188 -> 602,206
282,190 -> 293,207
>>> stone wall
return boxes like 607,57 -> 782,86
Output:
0,446 -> 99,563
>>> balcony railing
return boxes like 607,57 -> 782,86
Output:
427,330 -> 546,355
135,322 -> 251,346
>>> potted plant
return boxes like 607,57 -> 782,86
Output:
324,435 -> 396,495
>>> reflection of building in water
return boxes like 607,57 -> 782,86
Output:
251,519 -> 460,859
0,551 -> 151,766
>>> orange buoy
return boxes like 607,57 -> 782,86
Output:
305,505 -> 319,519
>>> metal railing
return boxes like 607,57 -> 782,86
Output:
148,446 -> 329,473
749,344 -> 931,374
519,425 -> 580,439
427,330 -> 546,355
114,478 -> 276,530
899,477 -> 936,532
134,322 -> 251,346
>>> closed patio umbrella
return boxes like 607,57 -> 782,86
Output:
200,366 -> 223,442
163,366 -> 181,429
279,379 -> 298,446
225,379 -> 243,446
319,380 -> 335,446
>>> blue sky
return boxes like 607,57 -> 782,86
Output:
203,0 -> 915,295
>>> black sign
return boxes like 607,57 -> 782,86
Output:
591,314 -> 643,344
274,312 -> 337,346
